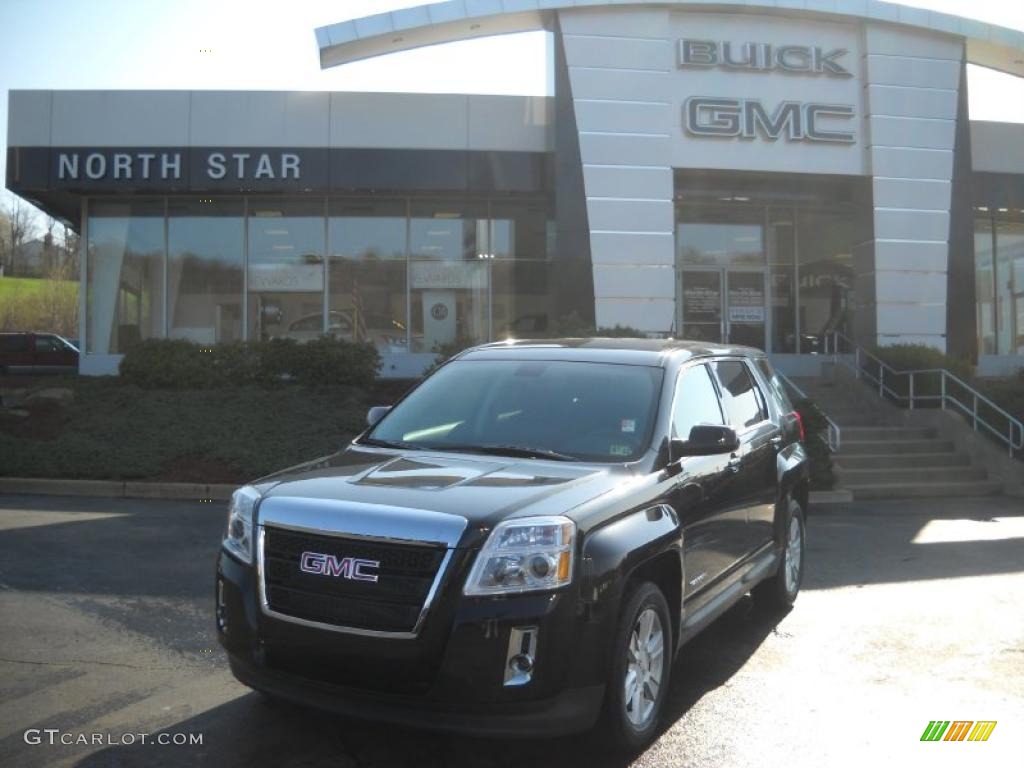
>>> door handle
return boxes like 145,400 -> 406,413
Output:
727,456 -> 742,473
770,435 -> 783,449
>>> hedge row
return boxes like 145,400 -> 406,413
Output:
119,338 -> 380,389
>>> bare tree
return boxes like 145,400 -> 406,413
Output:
2,197 -> 42,276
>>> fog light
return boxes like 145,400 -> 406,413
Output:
216,579 -> 227,633
504,626 -> 538,687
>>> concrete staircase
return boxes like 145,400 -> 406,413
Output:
791,373 -> 1004,500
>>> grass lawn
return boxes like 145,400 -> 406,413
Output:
0,377 -> 380,483
0,275 -> 78,300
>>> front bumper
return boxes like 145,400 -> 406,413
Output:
216,550 -> 608,737
227,652 -> 604,737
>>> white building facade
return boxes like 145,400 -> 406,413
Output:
6,0 -> 1024,376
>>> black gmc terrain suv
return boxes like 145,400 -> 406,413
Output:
216,339 -> 809,749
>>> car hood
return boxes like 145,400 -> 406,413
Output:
253,445 -> 631,546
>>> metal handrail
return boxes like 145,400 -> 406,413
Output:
827,331 -> 1023,458
777,372 -> 841,453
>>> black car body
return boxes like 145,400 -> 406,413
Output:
216,339 -> 809,747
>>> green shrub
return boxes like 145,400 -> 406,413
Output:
118,339 -> 212,389
867,344 -> 973,402
120,337 -> 380,389
290,336 -> 380,389
976,374 -> 1024,429
792,397 -> 835,490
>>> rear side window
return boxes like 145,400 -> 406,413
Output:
710,360 -> 766,430
671,364 -> 725,440
755,357 -> 794,412
0,335 -> 30,353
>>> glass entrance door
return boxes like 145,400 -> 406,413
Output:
680,268 -> 767,349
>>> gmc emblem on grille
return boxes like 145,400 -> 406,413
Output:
300,551 -> 380,583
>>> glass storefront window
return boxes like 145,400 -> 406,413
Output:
80,194 -> 558,359
978,215 -> 1024,356
796,210 -> 856,353
492,261 -> 553,338
769,209 -> 797,352
491,200 -> 555,338
678,207 -> 764,267
328,199 -> 408,354
409,200 -> 489,352
168,199 -> 243,345
975,216 -> 996,354
86,200 -> 165,354
247,198 -> 325,343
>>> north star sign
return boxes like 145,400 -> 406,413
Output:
678,39 -> 856,144
56,150 -> 302,181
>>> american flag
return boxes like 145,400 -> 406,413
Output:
351,275 -> 368,342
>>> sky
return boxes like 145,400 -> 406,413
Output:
1,0 -> 1023,213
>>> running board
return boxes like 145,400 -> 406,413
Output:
678,548 -> 778,645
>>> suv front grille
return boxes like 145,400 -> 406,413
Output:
261,526 -> 447,635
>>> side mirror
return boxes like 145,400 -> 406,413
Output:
366,405 -> 392,427
670,424 -> 740,459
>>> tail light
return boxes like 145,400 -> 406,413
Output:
790,411 -> 805,442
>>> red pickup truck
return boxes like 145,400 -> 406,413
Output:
0,332 -> 79,374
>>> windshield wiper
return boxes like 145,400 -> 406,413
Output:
428,443 -> 578,461
357,436 -> 420,450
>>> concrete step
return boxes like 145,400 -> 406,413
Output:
845,480 -> 1003,500
841,426 -> 938,440
838,465 -> 988,484
838,438 -> 956,456
836,452 -> 972,469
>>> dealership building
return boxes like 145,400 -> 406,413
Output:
5,0 -> 1024,377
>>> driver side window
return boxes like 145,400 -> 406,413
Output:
671,364 -> 725,440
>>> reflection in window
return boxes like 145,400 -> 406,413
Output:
672,364 -> 724,440
168,199 -> 243,344
797,211 -> 856,353
409,200 -> 488,351
247,199 -> 325,343
329,199 -> 409,354
769,210 -> 797,352
678,207 -> 764,267
711,360 -> 765,430
87,200 -> 165,354
977,214 -> 1024,355
975,216 -> 996,354
493,261 -> 553,338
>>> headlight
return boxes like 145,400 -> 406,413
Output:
463,516 -> 575,596
223,485 -> 260,563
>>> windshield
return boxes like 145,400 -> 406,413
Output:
366,359 -> 664,462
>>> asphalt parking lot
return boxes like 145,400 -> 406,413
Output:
0,493 -> 1022,768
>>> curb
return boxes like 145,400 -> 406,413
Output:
0,477 -> 236,501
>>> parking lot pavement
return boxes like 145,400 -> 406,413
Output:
0,494 -> 1022,768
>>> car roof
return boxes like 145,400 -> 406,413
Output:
457,338 -> 765,367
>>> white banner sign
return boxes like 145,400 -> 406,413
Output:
248,263 -> 323,292
410,261 -> 487,291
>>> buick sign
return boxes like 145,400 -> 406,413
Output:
678,40 -> 853,78
300,551 -> 380,582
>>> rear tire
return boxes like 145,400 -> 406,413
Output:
601,581 -> 672,753
753,496 -> 805,609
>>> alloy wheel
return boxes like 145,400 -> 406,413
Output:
624,607 -> 665,727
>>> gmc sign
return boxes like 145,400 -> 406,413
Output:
684,97 -> 855,144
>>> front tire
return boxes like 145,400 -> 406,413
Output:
754,496 -> 805,609
602,581 -> 672,752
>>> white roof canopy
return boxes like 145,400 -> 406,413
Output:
315,0 -> 1024,78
